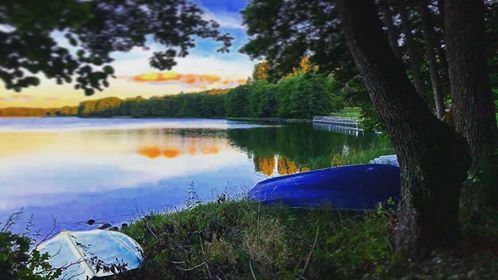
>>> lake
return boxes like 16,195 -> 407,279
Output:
0,117 -> 389,237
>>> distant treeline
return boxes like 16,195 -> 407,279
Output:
0,106 -> 78,117
0,73 -> 344,119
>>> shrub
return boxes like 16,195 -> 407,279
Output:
0,214 -> 61,280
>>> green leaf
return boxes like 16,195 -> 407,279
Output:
103,65 -> 114,74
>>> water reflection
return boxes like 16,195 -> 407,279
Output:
136,136 -> 226,160
253,155 -> 311,176
254,156 -> 275,176
0,118 -> 390,238
227,123 -> 389,171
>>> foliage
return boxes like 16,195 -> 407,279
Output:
252,61 -> 271,81
277,73 -> 341,118
246,80 -> 277,118
0,214 -> 61,280
1,73 -> 344,120
223,84 -> 250,117
0,0 -> 231,95
241,0 -> 353,83
227,73 -> 343,119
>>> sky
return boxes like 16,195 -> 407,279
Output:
0,0 -> 256,108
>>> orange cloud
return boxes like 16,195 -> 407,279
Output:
131,71 -> 245,87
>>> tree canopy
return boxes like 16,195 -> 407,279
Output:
0,0 -> 232,95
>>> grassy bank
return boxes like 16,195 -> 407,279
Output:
119,200 -> 497,279
330,107 -> 362,118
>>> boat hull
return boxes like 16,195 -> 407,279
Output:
248,164 -> 400,210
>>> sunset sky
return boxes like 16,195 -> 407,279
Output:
0,0 -> 255,108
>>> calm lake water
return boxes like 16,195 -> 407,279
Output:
0,117 -> 388,237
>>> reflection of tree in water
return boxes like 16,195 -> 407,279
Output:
254,155 -> 312,176
227,123 -> 390,175
277,157 -> 299,175
254,156 -> 276,176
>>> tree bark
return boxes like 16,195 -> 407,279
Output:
435,32 -> 451,103
397,2 -> 427,100
418,0 -> 446,119
378,0 -> 402,60
335,0 -> 470,256
444,0 -> 498,209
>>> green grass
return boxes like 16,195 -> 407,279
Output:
119,201 -> 497,279
304,144 -> 394,170
330,107 -> 362,118
121,201 -> 393,279
334,143 -> 394,166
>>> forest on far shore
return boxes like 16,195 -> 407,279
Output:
0,71 -> 344,120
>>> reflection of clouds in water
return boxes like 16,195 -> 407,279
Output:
163,148 -> 181,158
137,144 -> 221,159
0,151 -> 249,211
136,136 -> 225,159
0,121 -> 251,212
137,146 -> 162,158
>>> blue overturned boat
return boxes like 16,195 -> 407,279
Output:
248,164 -> 400,210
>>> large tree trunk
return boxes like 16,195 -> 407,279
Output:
419,0 -> 446,119
335,0 -> 470,256
397,2 -> 427,100
378,0 -> 402,60
444,0 -> 498,210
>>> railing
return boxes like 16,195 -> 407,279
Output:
313,122 -> 363,136
312,116 -> 362,130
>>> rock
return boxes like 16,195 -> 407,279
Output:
216,193 -> 226,204
369,154 -> 399,167
86,219 -> 96,225
98,223 -> 112,230
121,223 -> 128,229
109,226 -> 119,231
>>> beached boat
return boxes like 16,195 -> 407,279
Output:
36,230 -> 143,280
248,164 -> 400,210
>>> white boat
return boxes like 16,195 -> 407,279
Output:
36,230 -> 144,279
